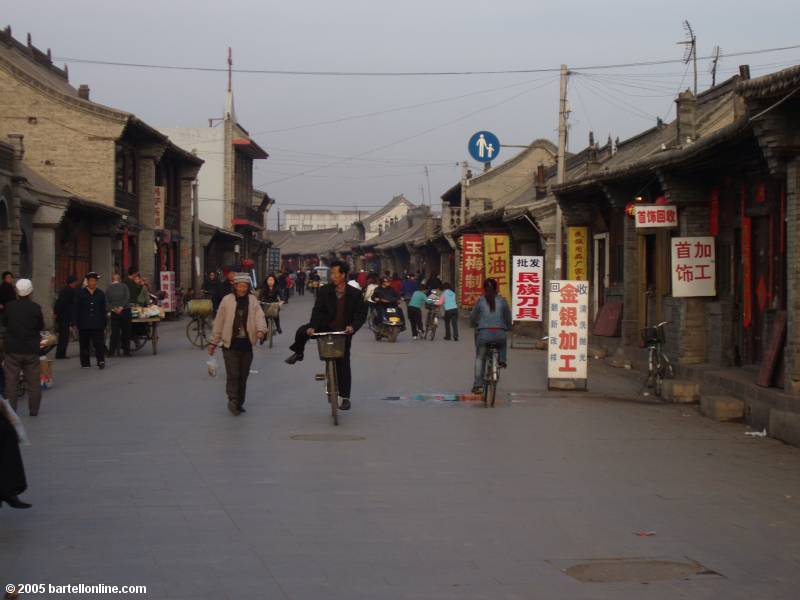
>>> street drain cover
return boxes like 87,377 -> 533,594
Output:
290,433 -> 366,442
561,559 -> 719,583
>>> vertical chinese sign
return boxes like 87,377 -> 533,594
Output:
567,227 -> 588,280
547,280 -> 589,380
160,270 -> 175,312
153,186 -> 165,230
512,256 -> 543,321
460,234 -> 484,308
671,236 -> 716,297
483,234 -> 511,299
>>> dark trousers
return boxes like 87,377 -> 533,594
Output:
3,353 -> 41,414
0,413 -> 27,498
297,282 -> 305,296
222,348 -> 253,408
109,310 -> 132,356
291,324 -> 353,397
56,319 -> 72,358
444,309 -> 459,340
79,328 -> 105,367
408,306 -> 423,337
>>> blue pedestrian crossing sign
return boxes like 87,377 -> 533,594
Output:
468,131 -> 501,163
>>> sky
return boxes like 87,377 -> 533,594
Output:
5,0 -> 800,227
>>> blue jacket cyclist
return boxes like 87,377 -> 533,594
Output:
469,278 -> 512,393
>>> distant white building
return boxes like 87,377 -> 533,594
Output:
283,209 -> 366,232
361,195 -> 416,239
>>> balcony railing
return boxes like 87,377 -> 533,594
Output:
115,189 -> 139,216
233,204 -> 263,228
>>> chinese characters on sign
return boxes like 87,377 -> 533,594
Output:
159,271 -> 175,312
567,227 -> 588,281
483,234 -> 511,300
511,256 -> 543,321
634,205 -> 678,228
671,236 -> 716,297
547,280 -> 589,380
153,186 -> 165,230
460,234 -> 484,308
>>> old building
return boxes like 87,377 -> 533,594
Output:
0,26 -> 202,295
283,209 -> 366,232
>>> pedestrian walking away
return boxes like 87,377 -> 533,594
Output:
469,278 -> 512,394
0,399 -> 31,508
439,282 -> 459,341
53,274 -> 78,359
106,273 -> 132,357
285,260 -> 367,411
208,273 -> 267,416
2,279 -> 44,416
407,284 -> 427,339
75,272 -> 107,369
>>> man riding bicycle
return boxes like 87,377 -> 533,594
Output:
469,278 -> 511,394
285,261 -> 367,411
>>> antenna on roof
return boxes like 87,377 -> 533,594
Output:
710,45 -> 721,87
677,20 -> 698,95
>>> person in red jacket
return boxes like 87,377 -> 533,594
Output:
390,273 -> 402,296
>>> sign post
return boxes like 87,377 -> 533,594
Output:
159,270 -> 176,313
547,280 -> 589,391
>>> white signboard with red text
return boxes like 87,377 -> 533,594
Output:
547,280 -> 589,380
160,271 -> 175,312
671,236 -> 716,297
635,205 -> 678,228
511,255 -> 544,321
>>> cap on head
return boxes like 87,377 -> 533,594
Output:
16,278 -> 33,297
86,272 -> 100,280
233,272 -> 251,285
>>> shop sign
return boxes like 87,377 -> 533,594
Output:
153,186 -> 165,230
635,205 -> 678,228
460,234 -> 484,308
567,226 -> 588,280
160,270 -> 175,312
671,236 -> 716,297
547,280 -> 589,380
483,234 -> 511,300
511,255 -> 543,321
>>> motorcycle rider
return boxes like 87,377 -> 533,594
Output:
372,276 -> 405,330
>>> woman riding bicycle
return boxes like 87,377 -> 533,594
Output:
469,278 -> 512,394
259,274 -> 282,334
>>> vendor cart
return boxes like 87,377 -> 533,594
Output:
131,316 -> 161,355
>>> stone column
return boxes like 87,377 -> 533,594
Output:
785,157 -> 800,394
621,215 -> 640,348
137,154 -> 157,286
32,224 -> 57,329
179,175 -> 195,291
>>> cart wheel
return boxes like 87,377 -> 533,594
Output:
152,323 -> 158,355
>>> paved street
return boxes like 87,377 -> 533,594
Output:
3,295 -> 800,599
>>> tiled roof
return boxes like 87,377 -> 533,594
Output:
738,64 -> 800,98
361,195 -> 415,227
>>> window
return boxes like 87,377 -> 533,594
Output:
115,143 -> 137,195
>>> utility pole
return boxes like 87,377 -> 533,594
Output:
277,208 -> 281,231
192,180 -> 201,295
424,165 -> 432,206
459,161 -> 468,227
555,64 -> 569,278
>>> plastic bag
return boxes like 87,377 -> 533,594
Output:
1,397 -> 31,446
206,356 -> 218,378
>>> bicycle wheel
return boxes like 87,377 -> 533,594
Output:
653,350 -> 665,397
326,359 -> 339,426
267,318 -> 274,349
186,318 -> 206,348
388,329 -> 398,343
483,353 -> 498,407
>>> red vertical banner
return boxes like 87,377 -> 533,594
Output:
460,234 -> 484,308
709,187 -> 720,237
742,186 -> 752,329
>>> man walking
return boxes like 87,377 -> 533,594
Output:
208,273 -> 266,416
285,260 -> 366,411
2,279 -> 44,415
107,273 -> 131,357
54,274 -> 78,359
202,270 -> 223,312
75,272 -> 107,369
296,270 -> 306,296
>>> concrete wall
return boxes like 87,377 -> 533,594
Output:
284,211 -> 363,232
159,127 -> 225,229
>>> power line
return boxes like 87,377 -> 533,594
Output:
54,42 -> 800,77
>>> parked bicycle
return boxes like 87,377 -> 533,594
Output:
260,301 -> 281,349
641,321 -> 674,397
312,331 -> 349,426
186,297 -> 213,349
482,342 -> 501,406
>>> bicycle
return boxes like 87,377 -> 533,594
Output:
260,302 -> 281,349
482,342 -> 501,407
424,304 -> 440,340
641,321 -> 674,397
186,297 -> 213,349
312,331 -> 349,426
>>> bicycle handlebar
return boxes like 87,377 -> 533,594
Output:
311,331 -> 350,337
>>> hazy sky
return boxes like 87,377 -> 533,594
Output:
5,1 -> 800,227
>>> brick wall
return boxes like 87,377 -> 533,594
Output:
785,157 -> 800,394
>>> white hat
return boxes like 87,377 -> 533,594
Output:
16,278 -> 33,297
347,280 -> 362,291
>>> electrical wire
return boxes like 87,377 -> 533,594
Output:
53,42 -> 800,77
574,77 -> 657,122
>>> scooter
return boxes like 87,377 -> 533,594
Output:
373,304 -> 404,343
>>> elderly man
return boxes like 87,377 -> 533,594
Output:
2,279 -> 44,416
208,273 -> 267,416
107,273 -> 131,357
75,272 -> 107,369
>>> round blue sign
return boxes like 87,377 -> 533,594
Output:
468,131 -> 501,163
